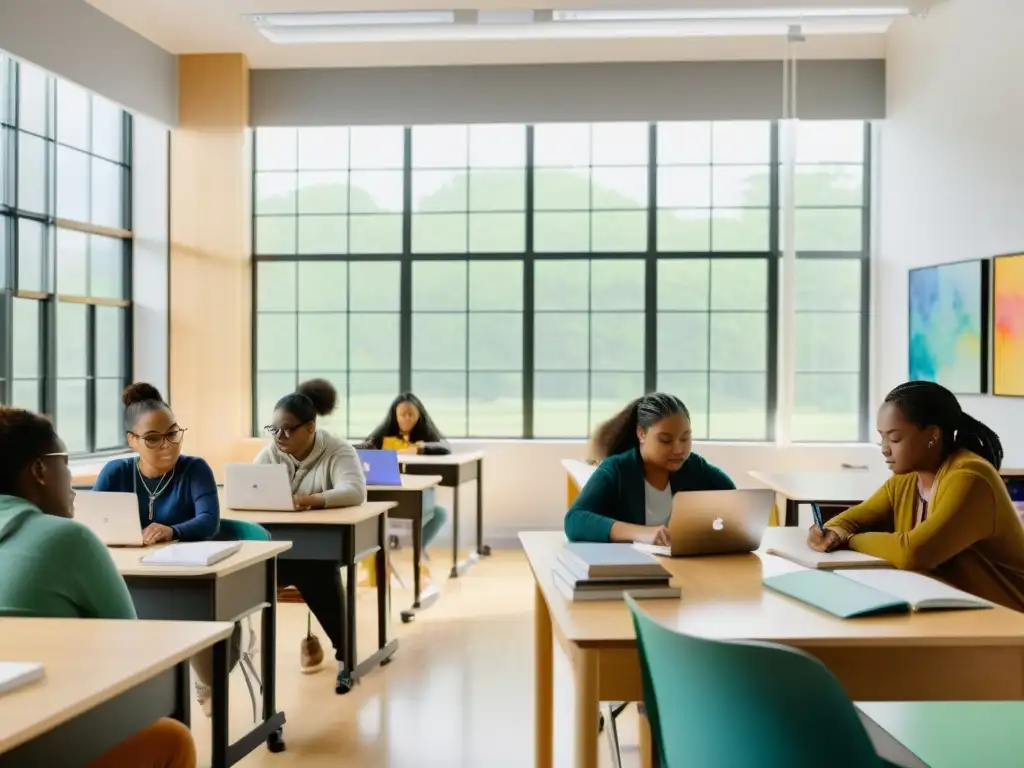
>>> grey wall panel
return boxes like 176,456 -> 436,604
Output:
251,59 -> 885,127
0,0 -> 176,125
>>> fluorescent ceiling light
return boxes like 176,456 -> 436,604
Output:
553,7 -> 912,22
245,6 -> 910,45
246,11 -> 455,28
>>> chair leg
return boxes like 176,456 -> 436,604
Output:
602,702 -> 623,768
239,657 -> 258,722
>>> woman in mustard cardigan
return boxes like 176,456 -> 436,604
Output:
808,381 -> 1024,611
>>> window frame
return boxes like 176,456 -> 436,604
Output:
0,55 -> 134,456
251,121 -> 871,442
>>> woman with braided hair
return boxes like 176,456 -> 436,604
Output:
808,381 -> 1024,611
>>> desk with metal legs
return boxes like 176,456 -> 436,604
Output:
224,502 -> 398,691
107,541 -> 291,763
399,451 -> 488,576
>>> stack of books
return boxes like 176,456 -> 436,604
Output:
553,543 -> 680,602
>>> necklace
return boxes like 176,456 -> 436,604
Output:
134,459 -> 176,521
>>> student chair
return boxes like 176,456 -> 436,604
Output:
216,518 -> 271,722
624,594 -> 889,768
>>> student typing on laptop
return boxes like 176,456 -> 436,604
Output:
357,392 -> 450,578
93,383 -> 239,716
0,406 -> 198,768
565,393 -> 736,544
256,379 -> 366,691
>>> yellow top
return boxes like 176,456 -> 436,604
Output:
826,450 -> 1024,611
382,435 -> 414,452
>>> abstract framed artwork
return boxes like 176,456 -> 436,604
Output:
993,253 -> 1024,396
908,259 -> 989,394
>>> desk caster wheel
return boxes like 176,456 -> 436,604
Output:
479,544 -> 492,556
267,728 -> 286,753
389,534 -> 401,550
598,713 -> 605,733
401,610 -> 415,624
335,672 -> 354,695
380,656 -> 394,667
449,566 -> 460,579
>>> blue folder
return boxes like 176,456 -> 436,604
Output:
763,570 -> 910,619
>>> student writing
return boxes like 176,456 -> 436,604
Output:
564,393 -> 735,544
809,381 -> 1024,611
358,392 -> 450,569
0,406 -> 197,768
256,378 -> 366,692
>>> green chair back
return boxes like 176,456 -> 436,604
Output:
217,518 -> 271,542
624,594 -> 885,768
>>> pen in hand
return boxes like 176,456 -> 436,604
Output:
811,502 -> 825,533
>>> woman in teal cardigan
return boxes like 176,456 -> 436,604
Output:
565,393 -> 736,544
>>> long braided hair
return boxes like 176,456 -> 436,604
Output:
884,381 -> 1003,470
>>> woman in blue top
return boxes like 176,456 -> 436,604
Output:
94,382 -> 233,715
94,383 -> 219,543
565,393 -> 736,544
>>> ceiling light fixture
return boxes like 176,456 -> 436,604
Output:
244,6 -> 911,45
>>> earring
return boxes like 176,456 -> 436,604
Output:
928,439 -> 936,449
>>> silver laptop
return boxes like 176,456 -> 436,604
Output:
74,491 -> 144,547
224,463 -> 294,511
639,489 -> 775,557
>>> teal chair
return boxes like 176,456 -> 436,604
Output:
624,594 -> 891,768
217,518 -> 271,721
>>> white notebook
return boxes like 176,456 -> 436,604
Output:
141,541 -> 242,567
0,662 -> 45,695
835,569 -> 994,611
762,528 -> 890,570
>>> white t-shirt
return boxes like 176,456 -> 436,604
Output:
644,480 -> 673,527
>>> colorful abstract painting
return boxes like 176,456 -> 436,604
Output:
908,260 -> 987,394
994,254 -> 1024,396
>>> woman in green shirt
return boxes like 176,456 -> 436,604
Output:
565,393 -> 736,544
0,406 -> 197,768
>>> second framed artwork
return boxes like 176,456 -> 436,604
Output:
908,259 -> 989,395
993,253 -> 1024,396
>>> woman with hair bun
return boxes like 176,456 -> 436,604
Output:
94,382 -> 231,716
256,378 -> 366,692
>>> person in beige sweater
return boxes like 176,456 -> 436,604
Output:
256,379 -> 366,693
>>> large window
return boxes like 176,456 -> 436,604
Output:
253,120 -> 870,442
0,55 -> 132,453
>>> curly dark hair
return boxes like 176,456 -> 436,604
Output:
275,378 -> 339,423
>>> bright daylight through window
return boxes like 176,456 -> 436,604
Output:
253,120 -> 869,443
0,53 -> 133,454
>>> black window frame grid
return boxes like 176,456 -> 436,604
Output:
251,120 -> 872,442
0,54 -> 134,456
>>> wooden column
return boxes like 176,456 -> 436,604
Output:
170,54 -> 251,475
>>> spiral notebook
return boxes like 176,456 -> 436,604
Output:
140,541 -> 242,567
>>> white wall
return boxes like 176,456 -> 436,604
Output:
877,0 -> 1024,467
436,440 -> 884,548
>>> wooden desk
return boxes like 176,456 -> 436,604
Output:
367,475 -> 443,622
224,502 -> 398,687
858,701 -> 1024,768
109,540 -> 290,762
399,451 -> 488,571
749,470 -> 889,526
562,459 -> 596,508
0,618 -> 232,767
522,530 -> 1024,768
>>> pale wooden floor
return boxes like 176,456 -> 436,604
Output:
187,549 -> 641,768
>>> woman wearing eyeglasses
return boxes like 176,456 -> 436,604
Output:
93,382 -> 232,715
256,378 -> 366,691
93,383 -> 219,544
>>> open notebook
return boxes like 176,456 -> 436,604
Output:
0,662 -> 45,695
764,569 -> 993,618
762,527 -> 890,570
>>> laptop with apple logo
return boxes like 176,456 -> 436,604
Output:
635,489 -> 774,558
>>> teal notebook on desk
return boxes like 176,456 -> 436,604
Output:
763,570 -> 910,618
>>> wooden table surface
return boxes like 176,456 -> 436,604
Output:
367,475 -> 442,492
749,470 -> 890,504
105,540 -> 291,578
398,451 -> 484,466
522,530 -> 1024,649
224,500 -> 395,526
0,618 -> 233,755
